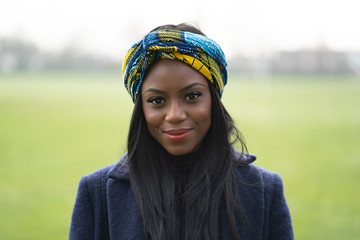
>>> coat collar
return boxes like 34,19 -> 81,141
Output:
233,148 -> 257,164
107,153 -> 130,181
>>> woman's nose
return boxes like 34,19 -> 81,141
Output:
165,101 -> 186,123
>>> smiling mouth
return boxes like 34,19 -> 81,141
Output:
164,129 -> 192,142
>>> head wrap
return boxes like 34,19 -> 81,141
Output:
122,29 -> 227,102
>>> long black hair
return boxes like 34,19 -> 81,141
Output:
125,24 -> 255,240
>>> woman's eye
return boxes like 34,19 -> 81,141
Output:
147,97 -> 164,105
185,92 -> 201,101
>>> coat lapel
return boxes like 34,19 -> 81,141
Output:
106,154 -> 146,240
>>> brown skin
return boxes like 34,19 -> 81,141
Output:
141,59 -> 212,156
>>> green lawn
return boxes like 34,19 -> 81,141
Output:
0,72 -> 359,239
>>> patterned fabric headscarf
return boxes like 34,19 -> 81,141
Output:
122,29 -> 227,102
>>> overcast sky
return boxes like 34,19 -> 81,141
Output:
1,0 -> 359,59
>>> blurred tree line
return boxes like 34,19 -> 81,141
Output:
0,37 -> 121,73
1,37 -> 360,75
229,44 -> 360,76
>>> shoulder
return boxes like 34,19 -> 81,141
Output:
232,148 -> 284,196
70,164 -> 116,239
235,163 -> 283,186
234,164 -> 294,239
73,164 -> 115,213
78,164 -> 115,191
77,153 -> 129,193
83,164 -> 115,180
234,163 -> 287,212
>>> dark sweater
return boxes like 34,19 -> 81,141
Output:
165,150 -> 196,239
69,151 -> 294,239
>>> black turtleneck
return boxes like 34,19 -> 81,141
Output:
161,148 -> 197,239
163,150 -> 196,183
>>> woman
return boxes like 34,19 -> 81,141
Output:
69,24 -> 294,240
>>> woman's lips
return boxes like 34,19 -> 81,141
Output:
164,129 -> 192,142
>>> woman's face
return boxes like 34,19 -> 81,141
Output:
141,59 -> 212,156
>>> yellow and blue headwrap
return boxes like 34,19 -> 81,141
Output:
122,29 -> 228,102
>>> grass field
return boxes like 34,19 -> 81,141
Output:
0,72 -> 359,239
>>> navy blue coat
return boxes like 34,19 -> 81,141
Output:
69,153 -> 294,239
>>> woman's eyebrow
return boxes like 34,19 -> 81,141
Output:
143,82 -> 206,94
143,88 -> 165,94
181,82 -> 206,91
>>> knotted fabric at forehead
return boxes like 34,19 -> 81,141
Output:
122,29 -> 228,102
